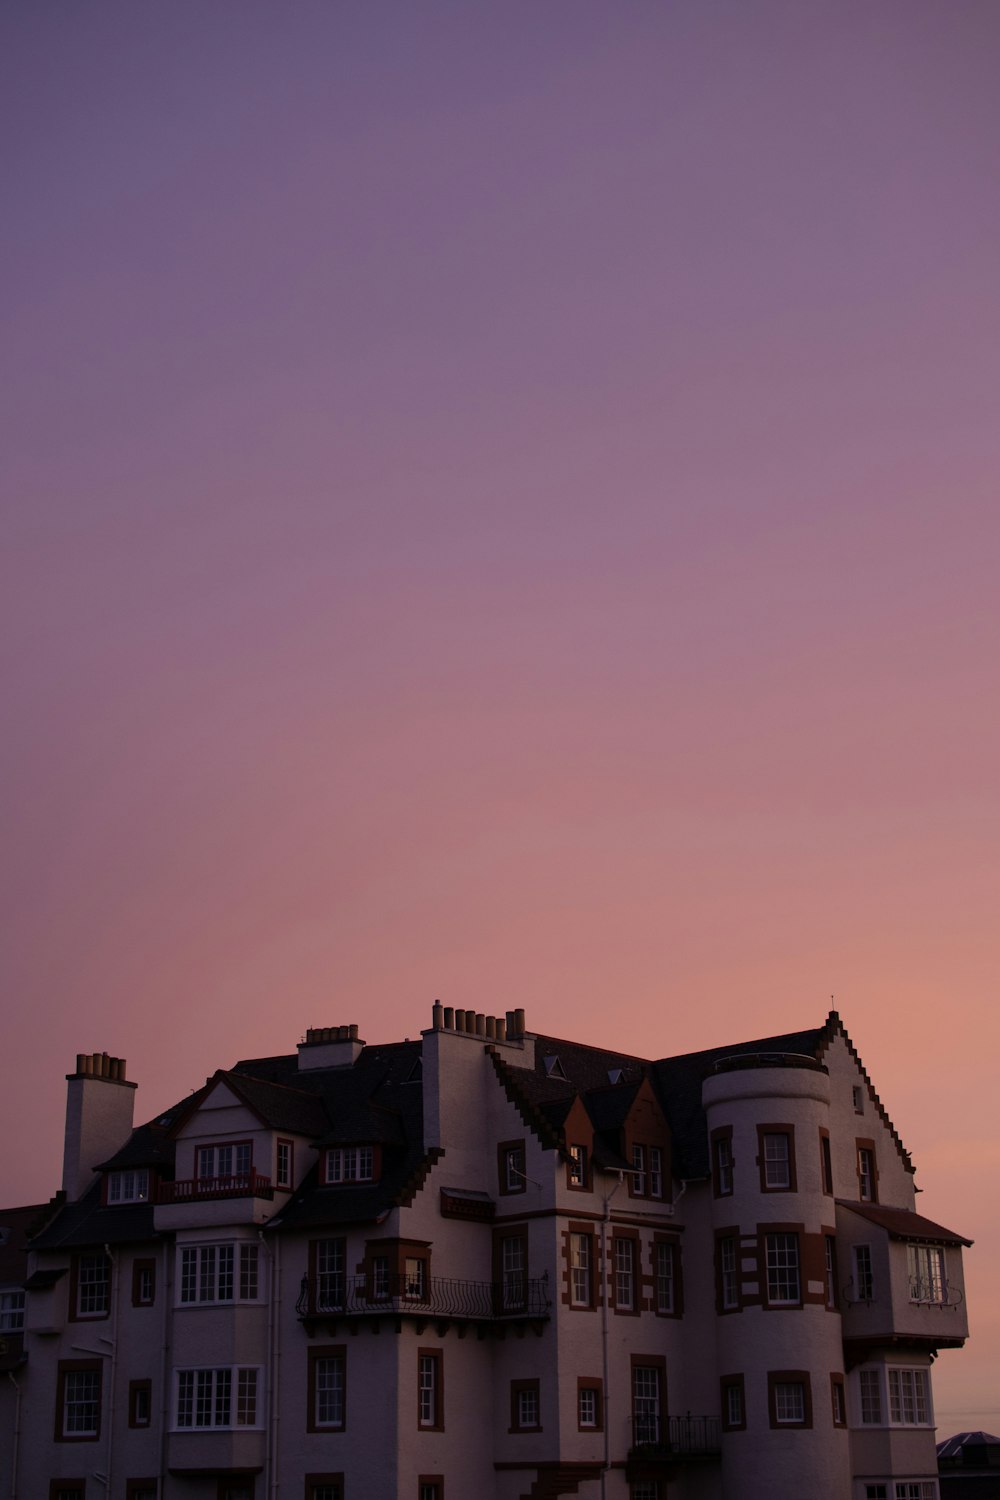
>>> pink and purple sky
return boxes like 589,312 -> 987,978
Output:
3,0 -> 999,1434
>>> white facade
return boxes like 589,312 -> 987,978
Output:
2,1009 -> 970,1500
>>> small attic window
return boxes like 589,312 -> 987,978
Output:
405,1056 -> 423,1083
607,1068 -> 625,1085
543,1055 -> 567,1080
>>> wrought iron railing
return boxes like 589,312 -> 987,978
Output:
909,1276 -> 963,1308
631,1413 -> 722,1456
157,1171 -> 274,1204
296,1272 -> 550,1321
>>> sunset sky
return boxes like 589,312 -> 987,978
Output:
3,0 -> 999,1435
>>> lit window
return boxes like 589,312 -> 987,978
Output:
178,1243 -> 258,1304
0,1290 -> 25,1331
175,1367 -> 258,1428
907,1244 -> 946,1304
765,1233 -> 800,1305
888,1368 -> 930,1425
762,1132 -> 791,1189
325,1146 -> 374,1185
568,1144 -> 587,1187
570,1233 -> 591,1307
107,1169 -> 149,1203
405,1257 -> 427,1302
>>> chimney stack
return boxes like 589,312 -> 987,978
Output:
62,1053 -> 137,1202
298,1025 -> 366,1070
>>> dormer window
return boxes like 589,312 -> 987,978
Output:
543,1055 -> 567,1080
325,1146 -> 375,1185
607,1068 -> 624,1085
107,1169 -> 149,1204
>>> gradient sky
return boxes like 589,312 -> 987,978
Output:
3,0 -> 999,1436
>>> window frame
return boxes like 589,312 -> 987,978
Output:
720,1374 -> 746,1432
417,1348 -> 444,1432
567,1143 -> 589,1190
907,1243 -> 947,1304
70,1252 -> 111,1322
568,1228 -> 594,1310
498,1140 -> 527,1196
509,1378 -> 541,1433
55,1359 -> 102,1442
831,1374 -> 847,1428
887,1367 -> 931,1427
576,1377 -> 603,1432
767,1370 -> 812,1429
132,1258 -> 156,1308
716,1229 -> 740,1313
612,1232 -> 638,1315
856,1140 -> 878,1203
196,1140 -> 253,1183
304,1476 -> 343,1500
128,1378 -> 153,1429
631,1356 -> 666,1448
763,1229 -> 802,1308
105,1168 -> 150,1204
494,1225 -> 529,1313
854,1242 -> 875,1302
653,1235 -> 681,1317
173,1366 -> 260,1430
0,1288 -> 26,1331
323,1145 -> 377,1187
819,1128 -> 834,1196
711,1127 -> 734,1197
177,1241 -> 259,1305
276,1138 -> 294,1189
306,1346 -> 346,1434
758,1125 -> 796,1193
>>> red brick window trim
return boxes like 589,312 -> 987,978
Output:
761,1224 -> 804,1309
577,1377 -> 603,1432
767,1370 -> 813,1429
611,1230 -> 640,1315
55,1358 -> 102,1442
304,1475 -> 343,1500
831,1373 -> 847,1428
128,1378 -> 152,1428
652,1234 -> 682,1317
720,1374 -> 746,1432
306,1346 -> 346,1433
566,1225 -> 596,1310
757,1124 -> 797,1193
510,1378 -> 541,1432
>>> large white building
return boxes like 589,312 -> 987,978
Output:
0,1005 -> 971,1500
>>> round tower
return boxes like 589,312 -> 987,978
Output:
704,1052 -> 850,1499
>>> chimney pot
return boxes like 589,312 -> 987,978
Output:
443,1006 -> 454,1030
432,1001 -> 444,1030
496,1018 -> 507,1042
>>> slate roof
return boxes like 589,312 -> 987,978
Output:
0,1203 -> 52,1284
29,1179 -> 157,1251
653,1022 -> 831,1178
216,1071 -> 329,1138
837,1201 -> 972,1246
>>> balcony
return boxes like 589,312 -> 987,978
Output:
157,1172 -> 274,1205
630,1413 -> 722,1464
296,1272 -> 551,1329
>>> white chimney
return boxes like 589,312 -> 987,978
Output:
62,1053 -> 137,1201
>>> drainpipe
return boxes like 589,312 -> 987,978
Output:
7,1370 -> 21,1500
102,1245 -> 119,1493
265,1232 -> 282,1500
601,1171 -> 625,1500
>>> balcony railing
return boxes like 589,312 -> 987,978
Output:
157,1171 -> 274,1204
296,1272 -> 550,1322
631,1413 -> 722,1458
